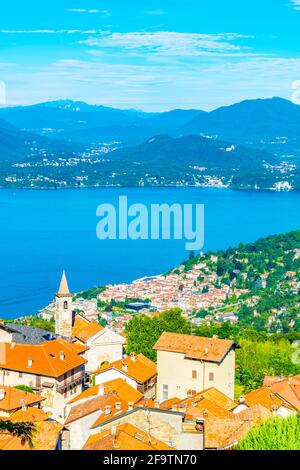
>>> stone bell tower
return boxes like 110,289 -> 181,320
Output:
55,270 -> 74,338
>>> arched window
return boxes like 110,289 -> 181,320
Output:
63,301 -> 68,310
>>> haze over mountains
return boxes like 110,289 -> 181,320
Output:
0,97 -> 299,190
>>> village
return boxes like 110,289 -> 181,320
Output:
1,271 -> 300,451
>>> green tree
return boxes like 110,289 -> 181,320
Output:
14,385 -> 34,393
236,414 -> 300,450
125,308 -> 189,361
0,421 -> 36,447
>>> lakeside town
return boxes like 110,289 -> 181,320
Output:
40,233 -> 300,336
1,230 -> 300,450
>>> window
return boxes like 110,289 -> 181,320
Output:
4,370 -> 10,376
209,372 -> 214,382
192,370 -> 197,380
63,301 -> 68,310
162,384 -> 169,401
19,372 -> 23,378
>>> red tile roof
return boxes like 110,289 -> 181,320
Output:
154,332 -> 237,363
72,316 -> 104,343
94,353 -> 157,384
0,386 -> 44,412
0,340 -> 86,378
83,423 -> 174,451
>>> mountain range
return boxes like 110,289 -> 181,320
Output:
0,97 -> 299,189
0,97 -> 299,155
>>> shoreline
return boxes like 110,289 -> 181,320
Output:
0,184 -> 298,193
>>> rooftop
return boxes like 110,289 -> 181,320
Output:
0,421 -> 63,451
9,407 -> 49,423
94,353 -> 157,384
72,315 -> 104,343
67,378 -> 143,406
0,323 -> 55,345
154,332 -> 237,363
83,423 -> 174,451
0,386 -> 45,412
0,339 -> 87,378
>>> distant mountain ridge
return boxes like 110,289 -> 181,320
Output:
0,97 -> 299,189
1,97 -> 299,155
0,101 -> 204,145
0,118 -> 82,163
184,97 -> 300,155
112,134 -> 278,170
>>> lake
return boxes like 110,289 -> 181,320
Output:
0,187 -> 300,319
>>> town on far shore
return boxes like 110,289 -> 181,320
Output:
1,229 -> 300,450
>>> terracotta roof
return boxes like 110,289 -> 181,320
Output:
234,404 -> 271,423
66,379 -> 143,425
56,337 -> 89,354
270,378 -> 300,410
83,423 -> 174,451
185,398 -> 232,420
204,418 -> 253,449
263,376 -> 284,387
159,397 -> 181,410
0,421 -> 63,450
154,332 -> 236,363
65,392 -> 127,425
9,407 -> 49,422
94,353 -> 157,384
68,378 -> 143,405
72,315 -> 104,343
135,398 -> 156,409
0,340 -> 86,378
0,386 -> 44,412
243,387 -> 295,411
181,387 -> 235,411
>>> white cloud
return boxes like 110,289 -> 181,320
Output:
291,0 -> 300,9
3,54 -> 300,111
67,8 -> 111,15
79,31 -> 253,57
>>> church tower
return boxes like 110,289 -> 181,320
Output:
55,270 -> 74,338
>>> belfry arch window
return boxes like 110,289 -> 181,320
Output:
63,301 -> 68,310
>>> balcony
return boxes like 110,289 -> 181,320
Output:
56,372 -> 84,393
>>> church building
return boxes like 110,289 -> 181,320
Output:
55,272 -> 125,373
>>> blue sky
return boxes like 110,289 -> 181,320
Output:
0,0 -> 300,110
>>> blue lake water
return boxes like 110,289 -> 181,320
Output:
0,187 -> 300,319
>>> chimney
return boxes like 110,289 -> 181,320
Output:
99,385 -> 105,396
20,399 -> 27,411
104,405 -> 112,416
60,351 -> 65,361
130,353 -> 136,362
27,358 -> 33,368
111,426 -> 117,436
0,389 -> 5,401
239,396 -> 245,404
115,402 -> 122,411
10,342 -> 16,350
204,348 -> 209,355
122,362 -> 128,372
128,402 -> 134,411
203,410 -> 209,419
